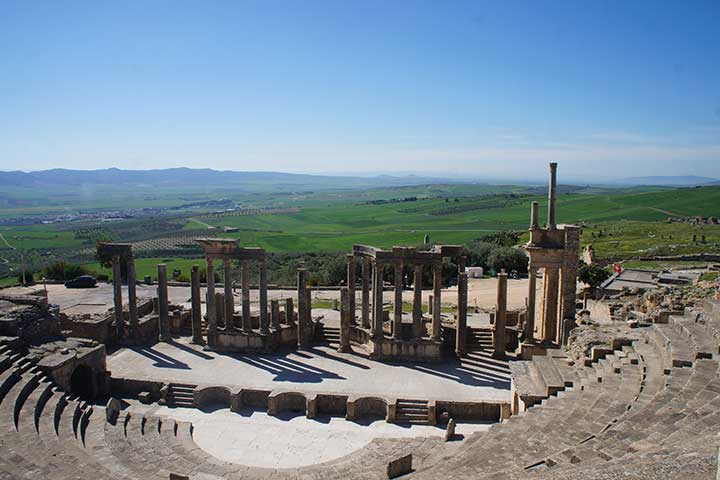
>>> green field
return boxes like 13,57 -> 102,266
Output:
1,183 -> 719,281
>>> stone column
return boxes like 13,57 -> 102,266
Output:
541,267 -> 560,343
431,264 -> 442,340
223,258 -> 234,330
347,254 -> 356,326
372,262 -> 384,339
190,265 -> 203,344
456,272 -> 468,357
259,259 -> 269,335
456,256 -> 466,334
525,267 -> 537,343
285,298 -> 295,325
205,256 -> 217,344
393,262 -> 403,339
361,258 -> 371,328
157,263 -> 170,342
412,264 -> 423,338
548,162 -> 558,229
339,287 -> 351,352
493,271 -> 507,358
111,254 -> 124,338
297,268 -> 310,349
215,292 -> 225,327
270,299 -> 280,330
127,254 -> 138,334
530,201 -> 539,229
241,260 -> 251,333
559,227 -> 580,344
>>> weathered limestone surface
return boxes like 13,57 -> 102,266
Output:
190,265 -> 203,344
157,263 -> 170,341
493,271 -> 507,358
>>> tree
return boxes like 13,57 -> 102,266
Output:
43,261 -> 88,281
487,247 -> 529,275
578,262 -> 610,288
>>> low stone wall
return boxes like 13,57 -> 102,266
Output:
436,400 -> 506,421
194,386 -> 233,409
211,324 -> 297,353
61,315 -> 113,343
110,377 -> 165,402
267,391 -> 307,416
346,395 -> 389,421
368,337 -> 444,363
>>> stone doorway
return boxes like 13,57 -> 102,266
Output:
70,364 -> 95,399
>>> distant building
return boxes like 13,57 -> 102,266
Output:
465,266 -> 484,278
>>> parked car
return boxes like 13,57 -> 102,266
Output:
64,275 -> 97,288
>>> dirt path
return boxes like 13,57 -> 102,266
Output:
0,233 -> 15,250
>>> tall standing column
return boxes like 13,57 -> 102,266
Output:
223,258 -> 234,330
127,254 -> 138,334
111,254 -> 124,339
412,264 -> 423,338
347,254 -> 356,326
339,287 -> 351,352
241,260 -> 251,333
361,258 -> 371,328
259,259 -> 269,335
190,265 -> 203,344
205,256 -> 217,339
372,262 -> 384,339
541,267 -> 560,343
157,263 -> 170,342
431,264 -> 442,340
285,298 -> 295,325
548,162 -> 558,229
456,272 -> 468,357
393,262 -> 403,339
525,267 -> 537,343
297,268 -> 310,349
493,270 -> 507,358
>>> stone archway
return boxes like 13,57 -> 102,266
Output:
70,364 -> 95,399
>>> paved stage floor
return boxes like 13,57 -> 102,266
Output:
132,403 -> 491,468
108,339 -> 511,403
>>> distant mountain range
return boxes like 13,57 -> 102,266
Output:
0,168 -> 717,189
615,175 -> 719,187
0,168 -> 452,189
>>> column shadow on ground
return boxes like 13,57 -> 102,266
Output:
218,351 -> 346,383
133,346 -> 190,369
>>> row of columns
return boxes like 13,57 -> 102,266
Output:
345,255 -> 468,347
204,256 -> 269,337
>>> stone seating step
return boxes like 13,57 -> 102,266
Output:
652,323 -> 695,367
509,361 -> 547,409
671,315 -> 719,359
533,355 -> 565,395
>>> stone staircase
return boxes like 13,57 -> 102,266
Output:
164,383 -> 196,408
316,323 -> 341,348
395,399 -> 431,425
467,326 -> 493,351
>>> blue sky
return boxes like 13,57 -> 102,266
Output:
1,1 -> 719,179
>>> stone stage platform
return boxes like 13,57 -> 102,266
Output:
107,338 -> 511,404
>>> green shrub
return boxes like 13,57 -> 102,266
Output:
43,261 -> 88,281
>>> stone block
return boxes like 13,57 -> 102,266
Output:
138,391 -> 152,404
386,454 -> 412,478
444,418 -> 456,441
